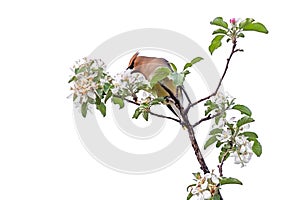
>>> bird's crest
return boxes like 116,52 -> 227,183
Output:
127,51 -> 139,69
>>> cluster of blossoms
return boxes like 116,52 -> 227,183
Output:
189,171 -> 220,200
206,92 -> 234,117
233,135 -> 253,165
206,92 -> 256,167
68,58 -> 155,117
112,69 -> 150,100
214,116 -> 254,166
69,57 -> 107,105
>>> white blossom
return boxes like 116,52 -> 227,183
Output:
211,92 -> 226,105
190,171 -> 220,200
202,190 -> 212,199
233,135 -> 254,166
112,69 -> 149,99
69,57 -> 107,107
216,129 -> 232,142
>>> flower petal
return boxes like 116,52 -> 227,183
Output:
203,190 -> 212,199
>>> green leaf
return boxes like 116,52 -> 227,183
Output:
210,128 -> 223,135
204,136 -> 217,149
187,192 -> 193,200
75,66 -> 86,74
190,57 -> 203,65
150,97 -> 165,105
103,82 -> 111,93
104,90 -> 112,103
183,63 -> 192,70
239,18 -> 255,29
252,139 -> 262,157
237,33 -> 245,38
209,35 -> 225,55
220,177 -> 243,185
68,76 -> 77,83
216,141 -> 222,148
243,22 -> 269,34
205,103 -> 218,116
87,97 -> 95,104
213,194 -> 221,200
142,111 -> 149,121
192,172 -> 201,179
204,100 -> 212,106
112,97 -> 124,109
132,108 -> 142,119
183,57 -> 202,71
72,93 -> 78,101
150,67 -> 171,88
170,72 -> 185,86
219,151 -> 230,163
212,28 -> 228,35
210,17 -> 228,29
215,112 -> 225,125
169,62 -> 177,72
97,102 -> 106,117
81,102 -> 88,118
96,88 -> 103,98
183,70 -> 190,76
232,104 -> 252,116
237,116 -> 254,128
240,131 -> 258,139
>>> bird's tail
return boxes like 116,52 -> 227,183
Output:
159,82 -> 183,120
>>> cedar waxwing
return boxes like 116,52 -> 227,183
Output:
127,52 -> 182,117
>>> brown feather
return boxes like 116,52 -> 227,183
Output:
127,52 -> 183,117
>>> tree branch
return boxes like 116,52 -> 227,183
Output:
192,112 -> 220,128
184,41 -> 242,115
184,119 -> 210,174
218,150 -> 230,177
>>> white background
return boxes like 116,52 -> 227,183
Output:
0,0 -> 299,199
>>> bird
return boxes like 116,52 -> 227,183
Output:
127,52 -> 182,118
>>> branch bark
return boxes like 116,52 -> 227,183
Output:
184,116 -> 210,173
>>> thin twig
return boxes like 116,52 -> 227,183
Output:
192,112 -> 220,128
218,150 -> 230,177
123,97 -> 181,123
193,107 -> 230,128
123,98 -> 140,106
149,111 -> 181,123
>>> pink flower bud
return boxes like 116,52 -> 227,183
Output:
230,18 -> 236,25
